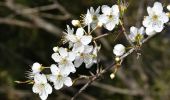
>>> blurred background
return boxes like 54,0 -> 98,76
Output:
0,0 -> 170,100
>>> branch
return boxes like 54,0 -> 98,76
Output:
71,33 -> 158,100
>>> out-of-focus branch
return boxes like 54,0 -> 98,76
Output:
0,17 -> 35,28
0,0 -> 73,36
92,82 -> 144,96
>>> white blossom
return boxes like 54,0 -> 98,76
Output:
129,26 -> 145,44
32,73 -> 52,100
72,27 -> 92,53
143,2 -> 169,35
48,64 -> 72,90
98,5 -> 119,31
74,45 -> 94,68
113,44 -> 125,56
84,6 -> 100,29
51,47 -> 76,75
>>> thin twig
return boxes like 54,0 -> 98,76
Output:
71,32 -> 158,100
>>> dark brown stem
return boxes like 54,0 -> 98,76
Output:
71,33 -> 157,100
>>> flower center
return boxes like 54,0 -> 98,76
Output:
92,15 -> 97,21
108,15 -> 114,20
37,84 -> 45,91
57,74 -> 62,80
61,58 -> 67,64
152,15 -> 158,21
135,34 -> 143,43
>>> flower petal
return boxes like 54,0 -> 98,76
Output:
81,35 -> 92,45
67,52 -> 76,61
50,64 -> 59,75
101,5 -> 111,15
32,84 -> 40,93
54,80 -> 64,90
34,73 -> 47,84
111,5 -> 119,15
153,2 -> 163,14
105,21 -> 115,31
45,83 -> 52,94
51,53 -> 61,62
76,28 -> 84,37
63,77 -> 72,87
74,57 -> 83,68
84,45 -> 93,54
145,27 -> 156,36
39,92 -> 48,100
59,47 -> 68,57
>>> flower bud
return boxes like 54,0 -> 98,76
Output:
167,5 -> 170,11
53,47 -> 59,52
32,62 -> 42,74
72,20 -> 80,27
110,73 -> 115,79
97,22 -> 103,27
113,44 -> 125,56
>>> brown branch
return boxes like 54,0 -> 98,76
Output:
92,82 -> 144,96
0,18 -> 35,28
71,33 -> 158,100
119,20 -> 134,46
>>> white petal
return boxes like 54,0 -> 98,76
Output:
85,63 -> 93,69
54,80 -> 64,90
50,64 -> 59,75
84,10 -> 92,25
145,28 -> 156,36
32,84 -> 40,93
48,75 -> 56,82
139,27 -> 145,35
84,45 -> 93,54
130,26 -> 137,35
39,91 -> 48,100
34,73 -> 47,84
72,43 -> 84,53
95,6 -> 100,14
51,53 -> 61,62
45,83 -> 52,94
154,24 -> 164,32
76,28 -> 84,37
98,14 -> 108,24
143,16 -> 151,27
59,62 -> 76,75
66,34 -> 77,43
67,52 -> 76,61
84,54 -> 93,64
81,35 -> 92,45
147,7 -> 153,16
59,47 -> 68,57
160,13 -> 169,23
102,5 -> 111,15
63,77 -> 72,87
105,21 -> 115,31
111,5 -> 119,15
153,2 -> 163,14
84,55 -> 93,68
74,57 -> 83,68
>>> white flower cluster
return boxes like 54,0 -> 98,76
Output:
23,2 -> 169,100
113,2 -> 169,57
